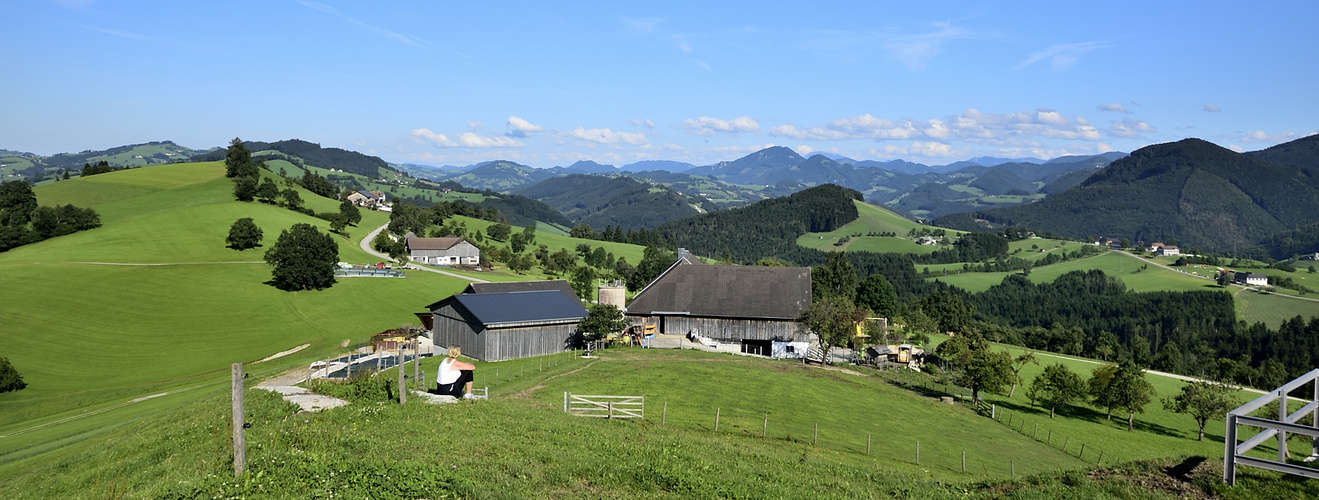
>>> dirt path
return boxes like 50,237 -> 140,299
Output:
507,359 -> 601,399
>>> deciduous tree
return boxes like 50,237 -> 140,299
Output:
579,304 -> 630,343
226,217 -> 263,250
0,357 -> 26,393
799,297 -> 869,365
1162,380 -> 1239,441
263,223 -> 339,291
1028,363 -> 1087,418
935,331 -> 1013,403
856,273 -> 898,319
812,251 -> 857,301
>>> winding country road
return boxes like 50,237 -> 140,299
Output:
358,223 -> 487,283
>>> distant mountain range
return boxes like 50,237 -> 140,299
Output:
936,135 -> 1319,255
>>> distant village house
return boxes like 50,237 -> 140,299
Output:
406,236 -> 480,266
347,190 -> 388,210
1235,272 -> 1268,287
1148,242 -> 1181,256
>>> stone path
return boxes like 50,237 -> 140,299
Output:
255,369 -> 349,413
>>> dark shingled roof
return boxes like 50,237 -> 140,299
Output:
626,265 -> 811,320
407,237 -> 469,251
432,290 -> 588,328
462,279 -> 579,301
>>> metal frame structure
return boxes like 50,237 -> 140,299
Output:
1223,368 -> 1319,484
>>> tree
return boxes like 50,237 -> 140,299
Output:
1088,363 -> 1120,420
798,297 -> 869,364
1093,330 -> 1119,362
812,251 -> 857,301
257,178 -> 280,204
233,176 -> 258,201
1028,363 -> 1087,418
280,189 -> 304,210
920,290 -> 974,334
856,274 -> 898,319
263,223 -> 339,291
545,249 -> 577,276
570,266 -> 597,301
339,199 -> 361,226
226,218 -> 263,250
935,331 -> 1013,403
508,252 -> 535,274
0,180 -> 37,226
487,222 -> 511,242
0,357 -> 27,393
509,232 -> 528,253
1162,381 -> 1239,441
569,224 -> 596,239
1103,361 -> 1156,431
224,138 -> 252,178
1008,351 -> 1038,398
521,224 -> 537,246
629,245 -> 675,291
578,304 -> 630,342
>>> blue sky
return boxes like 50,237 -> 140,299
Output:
3,1 -> 1315,168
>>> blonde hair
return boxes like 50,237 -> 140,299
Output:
447,345 -> 461,359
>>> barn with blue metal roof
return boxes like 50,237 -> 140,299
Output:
425,289 -> 588,361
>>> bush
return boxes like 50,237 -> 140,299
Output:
308,368 -> 393,403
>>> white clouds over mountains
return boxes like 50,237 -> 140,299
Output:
682,116 -> 760,135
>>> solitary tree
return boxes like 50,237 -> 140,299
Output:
935,331 -> 1014,403
1028,363 -> 1087,418
1163,381 -> 1239,441
0,357 -> 26,393
799,297 -> 869,364
224,138 -> 252,178
280,189 -> 304,210
486,222 -> 511,242
578,304 -> 630,343
226,217 -> 263,250
256,178 -> 280,204
263,223 -> 339,291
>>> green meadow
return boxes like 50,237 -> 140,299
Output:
797,200 -> 961,254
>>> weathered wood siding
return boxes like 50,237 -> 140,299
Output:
630,315 -> 806,342
431,304 -> 579,361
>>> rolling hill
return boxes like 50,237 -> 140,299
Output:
514,174 -> 704,229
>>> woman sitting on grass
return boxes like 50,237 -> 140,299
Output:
435,345 -> 477,399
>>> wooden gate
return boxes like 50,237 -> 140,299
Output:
563,392 -> 644,419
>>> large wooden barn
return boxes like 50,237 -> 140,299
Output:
625,256 -> 812,344
423,290 -> 588,361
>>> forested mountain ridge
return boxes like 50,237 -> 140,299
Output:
513,175 -> 704,229
192,139 -> 393,178
934,137 -> 1319,254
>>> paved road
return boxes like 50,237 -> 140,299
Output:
359,223 -> 487,283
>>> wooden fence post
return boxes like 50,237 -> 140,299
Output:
867,433 -> 872,455
763,414 -> 767,438
715,408 -> 720,432
991,404 -> 996,419
1079,443 -> 1086,459
563,392 -> 568,412
962,451 -> 966,473
1033,423 -> 1038,439
496,368 -> 499,384
1048,429 -> 1052,445
608,402 -> 613,419
1008,413 -> 1013,427
413,338 -> 419,390
662,402 -> 667,425
814,423 -> 818,445
1011,460 -> 1015,479
916,441 -> 920,465
1097,450 -> 1104,466
1063,437 -> 1069,453
231,363 -> 245,477
397,344 -> 405,405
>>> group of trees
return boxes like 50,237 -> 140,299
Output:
0,357 -> 26,394
0,180 -> 100,252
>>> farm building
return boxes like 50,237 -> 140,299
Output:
625,255 -> 812,345
1235,272 -> 1268,287
407,236 -> 480,266
462,279 -> 580,302
422,290 -> 588,361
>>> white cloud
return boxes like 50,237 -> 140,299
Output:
797,145 -> 816,155
874,141 -> 961,159
771,114 -> 924,141
693,59 -> 713,72
506,116 -> 543,138
410,128 -> 523,148
630,118 -> 656,128
1109,118 -> 1156,138
1015,41 -> 1111,70
884,20 -> 963,71
1097,103 -> 1130,113
567,127 -> 648,145
467,121 -> 483,130
1204,104 -> 1223,112
1240,130 -> 1308,144
948,108 -> 1102,143
671,34 -> 692,53
683,116 -> 760,135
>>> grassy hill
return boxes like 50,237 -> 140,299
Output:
0,347 -> 1311,498
797,200 -> 961,254
0,162 -> 476,461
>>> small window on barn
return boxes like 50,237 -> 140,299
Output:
786,346 -> 795,353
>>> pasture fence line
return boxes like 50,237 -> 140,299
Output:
564,392 -> 644,419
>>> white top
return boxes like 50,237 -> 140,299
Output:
438,357 -> 460,385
